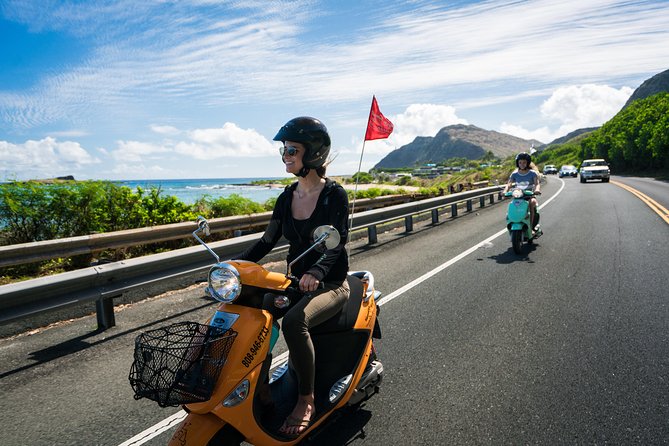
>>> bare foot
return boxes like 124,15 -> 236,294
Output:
279,396 -> 314,437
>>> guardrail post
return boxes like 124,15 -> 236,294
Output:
431,209 -> 439,224
405,216 -> 413,232
489,194 -> 494,204
466,200 -> 472,212
367,225 -> 378,244
451,203 -> 458,217
96,296 -> 117,330
479,197 -> 485,208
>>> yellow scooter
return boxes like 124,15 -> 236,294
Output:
130,217 -> 383,445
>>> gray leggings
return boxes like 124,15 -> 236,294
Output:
263,280 -> 350,396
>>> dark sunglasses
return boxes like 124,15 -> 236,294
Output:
279,145 -> 300,156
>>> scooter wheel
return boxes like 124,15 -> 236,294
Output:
511,230 -> 523,254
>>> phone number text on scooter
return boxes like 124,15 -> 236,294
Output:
242,325 -> 271,368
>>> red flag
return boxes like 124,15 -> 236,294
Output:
364,96 -> 394,141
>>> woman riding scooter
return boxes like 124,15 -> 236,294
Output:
503,152 -> 542,235
235,116 -> 350,437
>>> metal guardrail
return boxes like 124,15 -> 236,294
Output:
0,186 -> 503,330
0,195 -> 418,268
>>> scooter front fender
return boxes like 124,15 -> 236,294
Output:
509,222 -> 525,231
168,412 -> 227,446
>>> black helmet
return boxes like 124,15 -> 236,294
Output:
515,152 -> 532,168
274,117 -> 331,169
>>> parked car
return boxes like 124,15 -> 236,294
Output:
579,159 -> 610,183
559,164 -> 578,177
542,164 -> 558,175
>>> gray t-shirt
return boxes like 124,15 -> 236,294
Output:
509,170 -> 538,191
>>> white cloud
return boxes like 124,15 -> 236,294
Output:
0,137 -> 99,167
50,129 -> 89,138
0,137 -> 99,180
185,122 -> 275,158
108,122 -> 275,166
150,125 -> 181,136
540,84 -> 633,128
500,84 -> 633,143
390,103 -> 468,147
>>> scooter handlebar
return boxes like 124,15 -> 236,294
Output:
279,278 -> 325,308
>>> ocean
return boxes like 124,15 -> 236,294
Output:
115,177 -> 287,204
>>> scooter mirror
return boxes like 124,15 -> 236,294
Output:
196,216 -> 210,236
287,225 -> 340,277
313,225 -> 340,251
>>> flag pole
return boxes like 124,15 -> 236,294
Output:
348,95 -> 393,242
348,138 -> 367,234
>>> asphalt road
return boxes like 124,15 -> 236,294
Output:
611,175 -> 669,214
1,175 -> 668,446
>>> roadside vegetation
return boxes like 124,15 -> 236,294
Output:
0,181 -> 278,282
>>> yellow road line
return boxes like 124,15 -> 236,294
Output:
611,180 -> 669,225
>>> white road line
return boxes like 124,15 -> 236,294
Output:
119,179 -> 564,445
117,410 -> 187,446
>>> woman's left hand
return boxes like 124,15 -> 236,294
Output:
299,273 -> 320,292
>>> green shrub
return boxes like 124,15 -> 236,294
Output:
0,181 -> 197,245
350,172 -> 374,183
207,194 -> 267,217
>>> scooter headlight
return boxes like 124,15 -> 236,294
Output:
207,263 -> 241,303
512,189 -> 524,199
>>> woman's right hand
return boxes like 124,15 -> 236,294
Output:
299,273 -> 320,293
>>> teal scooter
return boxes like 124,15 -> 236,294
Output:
504,188 -> 542,254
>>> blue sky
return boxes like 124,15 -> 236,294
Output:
1,0 -> 668,181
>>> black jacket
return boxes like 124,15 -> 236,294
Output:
236,178 -> 349,284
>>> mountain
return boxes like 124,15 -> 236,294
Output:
373,124 -> 542,169
622,68 -> 669,109
541,127 -> 599,148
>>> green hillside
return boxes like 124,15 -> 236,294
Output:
537,92 -> 669,173
581,92 -> 668,171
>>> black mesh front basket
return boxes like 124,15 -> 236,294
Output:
129,321 -> 237,407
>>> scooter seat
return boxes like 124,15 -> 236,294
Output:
310,275 -> 364,335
